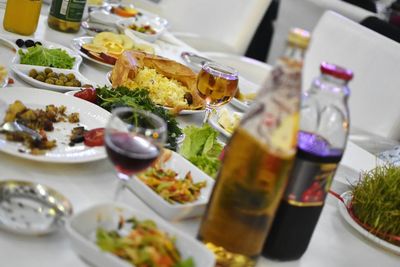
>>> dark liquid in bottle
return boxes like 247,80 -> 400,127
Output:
262,132 -> 343,261
105,132 -> 160,175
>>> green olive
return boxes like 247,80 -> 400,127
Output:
38,71 -> 46,77
66,73 -> 75,80
55,80 -> 64,86
35,75 -> 45,82
45,78 -> 55,84
65,81 -> 74,86
59,76 -> 68,83
29,69 -> 38,78
44,68 -> 53,74
47,72 -> 58,78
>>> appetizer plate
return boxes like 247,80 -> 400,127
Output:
0,180 -> 73,235
11,65 -> 96,92
230,77 -> 260,111
116,16 -> 168,43
0,87 -> 110,163
105,71 -> 204,115
338,191 -> 400,255
71,36 -> 115,68
7,37 -> 82,71
209,106 -> 243,138
66,202 -> 215,267
126,151 -> 215,220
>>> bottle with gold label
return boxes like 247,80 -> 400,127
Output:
262,63 -> 353,260
3,0 -> 42,36
48,0 -> 87,33
197,28 -> 310,267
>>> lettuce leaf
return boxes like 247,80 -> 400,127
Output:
18,45 -> 75,69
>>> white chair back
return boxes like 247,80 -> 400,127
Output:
132,0 -> 272,55
304,11 -> 400,141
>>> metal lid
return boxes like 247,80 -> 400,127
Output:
0,180 -> 73,235
320,62 -> 354,81
287,28 -> 311,49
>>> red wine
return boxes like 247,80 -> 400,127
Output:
262,132 -> 343,260
105,132 -> 160,175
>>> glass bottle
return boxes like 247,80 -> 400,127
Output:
262,62 -> 353,260
48,0 -> 87,33
3,0 -> 42,36
197,28 -> 310,267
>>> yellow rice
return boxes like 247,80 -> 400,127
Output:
122,67 -> 188,108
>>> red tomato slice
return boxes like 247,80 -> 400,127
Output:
74,88 -> 97,103
84,128 -> 105,147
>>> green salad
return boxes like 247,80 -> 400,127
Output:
97,217 -> 194,267
180,125 -> 223,178
18,45 -> 75,69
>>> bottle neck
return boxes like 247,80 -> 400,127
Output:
281,43 -> 307,63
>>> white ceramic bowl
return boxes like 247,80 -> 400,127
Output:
11,65 -> 95,92
126,151 -> 214,220
66,202 -> 216,267
116,16 -> 167,43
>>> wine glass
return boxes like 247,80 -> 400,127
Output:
196,62 -> 239,124
105,107 -> 167,199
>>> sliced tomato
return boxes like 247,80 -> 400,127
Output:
84,128 -> 105,147
74,88 -> 97,103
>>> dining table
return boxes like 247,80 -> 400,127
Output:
0,4 -> 399,267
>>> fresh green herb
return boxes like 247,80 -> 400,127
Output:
96,86 -> 182,150
18,45 -> 75,69
351,165 -> 400,244
180,125 -> 223,178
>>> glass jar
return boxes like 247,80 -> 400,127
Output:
3,0 -> 42,36
48,0 -> 87,33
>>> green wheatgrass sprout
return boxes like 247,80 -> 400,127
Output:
351,165 -> 400,244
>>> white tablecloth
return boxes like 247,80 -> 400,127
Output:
0,8 -> 399,267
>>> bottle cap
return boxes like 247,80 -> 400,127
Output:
287,28 -> 311,49
320,62 -> 353,81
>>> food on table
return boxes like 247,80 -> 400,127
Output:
128,23 -> 156,35
111,5 -> 140,17
28,68 -> 83,87
80,32 -> 154,65
234,88 -> 256,103
87,0 -> 104,5
94,86 -> 182,150
111,51 -> 205,112
96,216 -> 194,267
351,165 -> 400,246
217,108 -> 242,134
138,164 -> 207,204
74,87 -> 97,103
69,126 -> 86,146
15,39 -> 42,48
18,45 -> 76,69
179,125 -> 223,178
83,128 -> 105,147
0,65 -> 7,83
2,100 -> 80,154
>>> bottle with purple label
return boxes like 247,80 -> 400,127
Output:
262,62 -> 353,261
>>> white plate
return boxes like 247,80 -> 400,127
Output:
105,71 -> 204,115
0,35 -> 18,87
66,202 -> 215,267
338,191 -> 400,255
7,37 -> 82,71
230,77 -> 260,111
0,87 -> 110,163
11,65 -> 96,92
126,151 -> 214,220
209,106 -> 243,138
116,16 -> 167,43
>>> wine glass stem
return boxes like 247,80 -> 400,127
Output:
202,104 -> 213,125
114,172 -> 129,201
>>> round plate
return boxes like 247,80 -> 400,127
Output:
208,106 -> 242,138
0,180 -> 72,235
0,87 -> 110,163
338,191 -> 400,255
71,36 -> 114,68
104,71 -> 204,115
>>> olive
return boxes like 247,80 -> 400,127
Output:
66,73 -> 75,80
65,81 -> 74,86
37,71 -> 46,77
55,80 -> 64,86
35,75 -> 45,82
16,39 -> 25,48
72,80 -> 81,87
45,78 -> 55,84
59,76 -> 68,83
29,69 -> 38,78
24,39 -> 35,48
35,41 -> 42,46
47,72 -> 58,78
44,68 -> 53,74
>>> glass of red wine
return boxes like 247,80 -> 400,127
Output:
105,107 -> 167,200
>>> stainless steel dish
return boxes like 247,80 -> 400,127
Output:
0,180 -> 73,235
